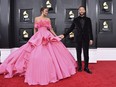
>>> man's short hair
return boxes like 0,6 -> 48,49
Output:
78,6 -> 86,10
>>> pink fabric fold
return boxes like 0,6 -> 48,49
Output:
42,36 -> 61,45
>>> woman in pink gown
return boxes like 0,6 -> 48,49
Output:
0,7 -> 77,85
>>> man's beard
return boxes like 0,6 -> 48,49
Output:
79,12 -> 85,16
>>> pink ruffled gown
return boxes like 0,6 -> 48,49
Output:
0,19 -> 77,85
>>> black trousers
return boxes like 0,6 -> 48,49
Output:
76,39 -> 89,68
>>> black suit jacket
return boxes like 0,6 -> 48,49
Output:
64,16 -> 93,43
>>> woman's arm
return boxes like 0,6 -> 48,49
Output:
49,28 -> 57,36
48,18 -> 57,36
63,19 -> 75,37
34,28 -> 37,34
34,17 -> 38,34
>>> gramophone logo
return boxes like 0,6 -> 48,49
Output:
23,11 -> 30,21
69,11 -> 75,20
46,0 -> 54,11
46,0 -> 52,8
103,2 -> 108,10
102,21 -> 109,31
69,32 -> 74,38
23,30 -> 29,38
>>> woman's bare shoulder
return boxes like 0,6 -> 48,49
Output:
46,17 -> 51,22
35,17 -> 42,22
35,17 -> 41,20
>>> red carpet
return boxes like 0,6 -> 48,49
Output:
0,61 -> 116,87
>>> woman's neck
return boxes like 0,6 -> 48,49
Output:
40,14 -> 47,18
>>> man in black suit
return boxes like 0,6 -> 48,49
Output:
59,6 -> 93,74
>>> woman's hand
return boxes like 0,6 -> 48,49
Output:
58,35 -> 64,39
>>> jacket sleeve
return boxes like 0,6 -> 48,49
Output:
88,18 -> 93,40
63,19 -> 75,37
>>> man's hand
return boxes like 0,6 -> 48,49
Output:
58,35 -> 64,39
89,40 -> 93,45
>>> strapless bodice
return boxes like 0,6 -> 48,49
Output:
34,20 -> 52,30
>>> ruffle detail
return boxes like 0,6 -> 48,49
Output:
42,36 -> 61,45
34,20 -> 52,30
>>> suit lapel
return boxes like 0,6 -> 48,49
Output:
77,18 -> 82,29
83,17 -> 86,29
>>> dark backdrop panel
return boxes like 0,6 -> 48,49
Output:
54,0 -> 82,47
13,0 -> 41,47
87,0 -> 116,47
0,0 -> 10,48
96,0 -> 116,47
0,0 -> 101,48
86,0 -> 97,48
13,0 -> 82,47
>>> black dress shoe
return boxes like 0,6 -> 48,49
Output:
78,67 -> 82,72
84,68 -> 92,74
